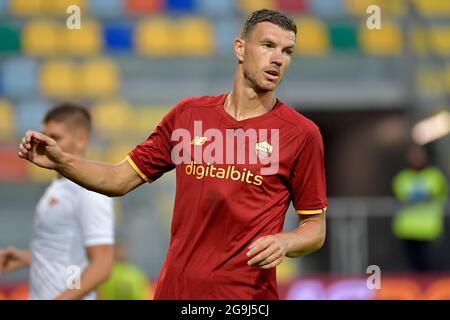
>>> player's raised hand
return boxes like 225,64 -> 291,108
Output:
247,235 -> 287,269
0,246 -> 27,275
18,130 -> 65,169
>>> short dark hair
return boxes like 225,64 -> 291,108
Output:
43,102 -> 92,132
241,9 -> 297,39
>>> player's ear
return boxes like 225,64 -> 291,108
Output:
234,37 -> 245,63
76,129 -> 89,150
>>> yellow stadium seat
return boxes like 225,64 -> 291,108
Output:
104,145 -> 135,164
429,27 -> 450,56
414,0 -> 450,17
136,18 -> 176,56
27,163 -> 54,182
411,27 -> 428,55
133,106 -> 171,136
345,0 -> 406,16
238,0 -> 276,14
79,59 -> 119,98
91,99 -> 133,136
22,20 -> 60,56
415,68 -> 444,97
44,0 -> 87,16
0,99 -> 15,141
294,17 -> 329,56
40,60 -> 77,99
85,145 -> 105,162
9,0 -> 45,16
60,20 -> 102,55
177,18 -> 214,56
445,66 -> 450,93
359,21 -> 403,55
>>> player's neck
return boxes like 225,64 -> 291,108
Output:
226,71 -> 277,121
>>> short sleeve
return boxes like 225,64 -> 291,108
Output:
77,191 -> 115,247
127,101 -> 182,182
291,126 -> 328,215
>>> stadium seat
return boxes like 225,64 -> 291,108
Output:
196,0 -> 235,16
0,0 -> 8,15
135,18 -> 175,56
40,60 -> 76,99
375,279 -> 422,300
345,0 -> 406,16
79,58 -> 120,98
1,57 -> 38,98
89,0 -> 123,17
276,0 -> 308,13
329,20 -> 358,52
9,0 -> 45,16
177,18 -> 214,56
294,17 -> 330,55
91,99 -> 133,136
125,0 -> 163,15
14,99 -> 50,134
60,19 -> 102,55
166,0 -> 196,13
359,21 -> 403,56
6,284 -> 29,300
22,20 -> 60,56
132,106 -> 171,136
445,65 -> 450,93
415,68 -> 444,97
104,145 -> 135,164
413,0 -> 450,17
27,162 -> 54,182
0,23 -> 20,54
424,278 -> 450,300
0,145 -> 28,181
411,27 -> 428,55
0,290 -> 5,300
309,0 -> 346,17
44,0 -> 86,16
213,19 -> 239,56
429,26 -> 450,56
238,0 -> 276,14
103,22 -> 134,53
0,99 -> 14,141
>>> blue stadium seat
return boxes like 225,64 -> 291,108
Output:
166,0 -> 196,13
103,23 -> 134,52
15,99 -> 50,134
214,19 -> 239,55
195,0 -> 235,16
1,57 -> 38,98
0,0 -> 8,15
89,0 -> 123,17
310,0 -> 345,17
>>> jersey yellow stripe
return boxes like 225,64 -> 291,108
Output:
126,155 -> 149,182
296,207 -> 327,215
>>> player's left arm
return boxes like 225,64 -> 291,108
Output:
247,213 -> 326,269
54,244 -> 113,300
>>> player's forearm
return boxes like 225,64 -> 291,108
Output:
20,250 -> 31,268
276,217 -> 326,258
54,261 -> 112,300
55,153 -> 127,197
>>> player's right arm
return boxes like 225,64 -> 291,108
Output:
0,247 -> 31,274
18,131 -> 147,197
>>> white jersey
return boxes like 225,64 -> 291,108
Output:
29,178 -> 114,300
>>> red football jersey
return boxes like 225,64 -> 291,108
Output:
127,93 -> 327,299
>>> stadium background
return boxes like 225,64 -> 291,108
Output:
0,0 -> 450,300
